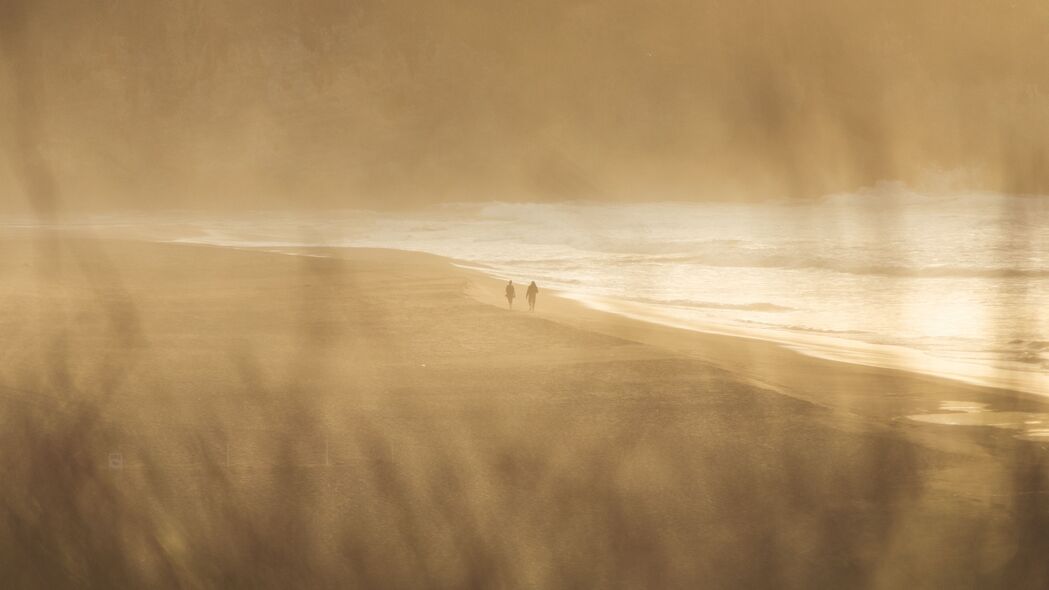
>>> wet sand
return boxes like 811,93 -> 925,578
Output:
465,269 -> 1049,433
2,233 -> 1049,588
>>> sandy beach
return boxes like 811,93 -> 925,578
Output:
2,232 -> 1049,588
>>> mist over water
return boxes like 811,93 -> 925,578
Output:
39,184 -> 1049,397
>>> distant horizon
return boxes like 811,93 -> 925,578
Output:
6,177 -> 1049,220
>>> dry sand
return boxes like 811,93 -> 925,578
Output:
2,232 -> 1049,588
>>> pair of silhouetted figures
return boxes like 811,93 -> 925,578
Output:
505,280 -> 539,311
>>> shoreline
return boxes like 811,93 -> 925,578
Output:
200,241 -> 1049,443
255,242 -> 1049,446
561,291 -> 1049,401
453,256 -> 1049,439
136,237 -> 1049,454
451,261 -> 1049,402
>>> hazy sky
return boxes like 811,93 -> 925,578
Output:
2,0 -> 1047,214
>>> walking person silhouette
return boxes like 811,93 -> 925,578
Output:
505,280 -> 516,309
526,281 -> 539,312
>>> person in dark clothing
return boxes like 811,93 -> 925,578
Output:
526,281 -> 539,312
505,280 -> 516,309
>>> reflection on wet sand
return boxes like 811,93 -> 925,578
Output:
909,400 -> 1049,442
